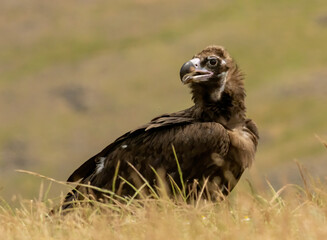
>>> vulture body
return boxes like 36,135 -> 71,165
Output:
60,45 -> 259,210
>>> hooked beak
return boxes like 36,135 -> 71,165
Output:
179,58 -> 213,84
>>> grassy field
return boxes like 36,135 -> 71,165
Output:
0,0 -> 327,238
1,164 -> 327,240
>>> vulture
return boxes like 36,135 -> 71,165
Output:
60,45 -> 259,211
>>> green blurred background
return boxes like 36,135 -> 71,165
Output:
1,0 -> 327,203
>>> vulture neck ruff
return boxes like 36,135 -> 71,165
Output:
191,66 -> 246,126
210,71 -> 227,102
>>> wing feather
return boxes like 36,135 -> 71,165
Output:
66,109 -> 195,183
65,119 -> 230,203
80,122 -> 230,195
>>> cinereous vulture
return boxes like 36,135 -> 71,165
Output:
59,45 -> 259,211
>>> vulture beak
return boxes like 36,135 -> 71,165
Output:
180,58 -> 213,84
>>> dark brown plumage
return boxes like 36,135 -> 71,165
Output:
60,45 -> 259,211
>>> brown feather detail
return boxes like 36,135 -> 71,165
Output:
227,125 -> 258,168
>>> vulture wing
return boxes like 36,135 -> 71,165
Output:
66,108 -> 195,183
62,111 -> 233,209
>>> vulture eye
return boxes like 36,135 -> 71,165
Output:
207,57 -> 219,67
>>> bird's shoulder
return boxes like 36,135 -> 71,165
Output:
112,107 -> 230,153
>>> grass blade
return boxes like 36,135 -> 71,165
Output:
126,162 -> 159,199
171,144 -> 186,198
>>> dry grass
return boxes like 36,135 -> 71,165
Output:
1,160 -> 327,240
1,172 -> 327,240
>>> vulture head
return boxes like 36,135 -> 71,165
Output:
179,45 -> 238,103
180,46 -> 232,84
180,45 -> 245,125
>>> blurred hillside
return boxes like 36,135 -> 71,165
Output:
0,0 -> 327,202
